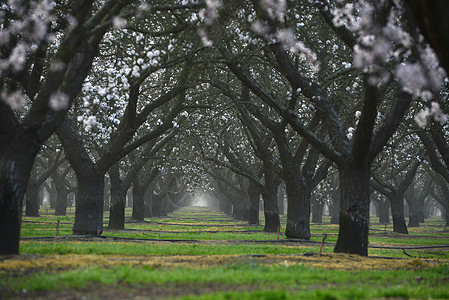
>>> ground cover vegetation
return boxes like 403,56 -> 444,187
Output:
1,207 -> 449,299
2,0 -> 449,298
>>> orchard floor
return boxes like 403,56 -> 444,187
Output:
1,206 -> 449,299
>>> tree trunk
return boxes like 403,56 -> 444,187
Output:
377,199 -> 390,224
330,187 -> 340,224
73,172 -> 104,235
247,182 -> 261,224
389,195 -> 409,234
103,181 -> 110,211
144,185 -> 153,218
126,189 -> 133,208
334,165 -> 371,256
0,141 -> 37,254
25,182 -> 40,217
418,197 -> 426,223
261,168 -> 280,233
445,207 -> 449,227
284,172 -> 311,239
406,196 -> 420,227
152,193 -> 163,217
232,199 -> 244,220
49,183 -> 57,209
222,201 -> 232,216
55,184 -> 68,216
108,164 -> 125,230
311,199 -> 324,224
132,178 -> 145,220
278,183 -> 285,215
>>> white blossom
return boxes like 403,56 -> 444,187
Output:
414,102 -> 448,128
395,63 -> 427,96
251,20 -> 269,35
1,90 -> 26,110
206,0 -> 221,10
84,115 -> 97,131
198,29 -> 213,47
260,0 -> 286,21
49,91 -> 69,111
112,17 -> 126,29
8,42 -> 28,72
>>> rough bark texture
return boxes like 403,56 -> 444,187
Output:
0,140 -> 38,254
72,173 -> 104,235
406,196 -> 420,227
334,166 -> 370,256
284,172 -> 311,239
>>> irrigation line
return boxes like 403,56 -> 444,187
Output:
368,244 -> 449,250
19,235 -> 449,251
106,228 -> 263,234
125,220 -> 256,227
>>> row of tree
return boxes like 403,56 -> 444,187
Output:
2,0 -> 449,256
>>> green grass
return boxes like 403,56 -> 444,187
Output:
20,241 -> 317,256
2,263 -> 449,299
4,206 -> 447,299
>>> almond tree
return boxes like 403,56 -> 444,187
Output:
0,0 -> 135,255
204,0 -> 444,255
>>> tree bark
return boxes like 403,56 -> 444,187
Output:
334,165 -> 371,256
25,181 -> 40,217
247,181 -> 261,224
132,177 -> 145,220
144,186 -> 153,218
405,194 -> 420,227
311,198 -> 324,224
72,172 -> 104,235
377,199 -> 390,224
48,183 -> 57,209
0,139 -> 38,254
390,195 -> 408,234
278,183 -> 285,215
54,183 -> 68,216
284,171 -> 311,239
261,167 -> 280,233
108,163 -> 126,229
152,193 -> 164,217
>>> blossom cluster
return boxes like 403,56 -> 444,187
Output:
414,102 -> 448,128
